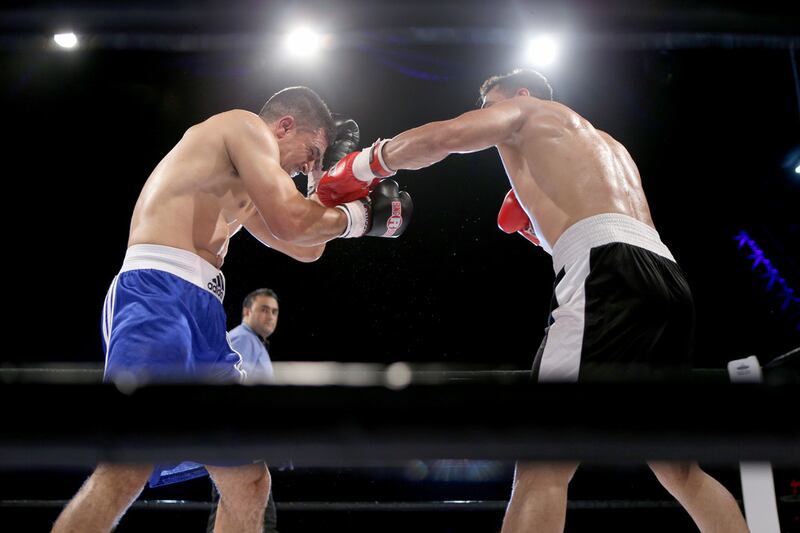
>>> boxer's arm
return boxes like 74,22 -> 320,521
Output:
242,211 -> 326,263
223,110 -> 347,245
382,97 -> 530,171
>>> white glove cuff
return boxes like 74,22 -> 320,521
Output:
352,139 -> 395,181
336,201 -> 369,238
373,138 -> 395,176
352,149 -> 379,183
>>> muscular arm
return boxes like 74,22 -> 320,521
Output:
224,110 -> 346,245
382,97 -> 529,171
242,211 -> 326,263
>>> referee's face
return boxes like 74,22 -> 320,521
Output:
244,295 -> 279,339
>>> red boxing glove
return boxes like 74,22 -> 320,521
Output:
497,189 -> 541,246
316,139 -> 395,207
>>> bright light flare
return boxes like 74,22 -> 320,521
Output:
526,34 -> 559,67
54,32 -> 78,49
284,27 -> 322,58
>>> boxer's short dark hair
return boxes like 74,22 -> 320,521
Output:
260,86 -> 336,144
479,69 -> 554,102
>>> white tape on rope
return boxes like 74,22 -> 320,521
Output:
727,355 -> 781,533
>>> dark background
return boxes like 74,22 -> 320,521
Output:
2,0 -> 798,369
2,1 -> 799,531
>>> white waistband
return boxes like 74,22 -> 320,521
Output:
551,214 -> 675,273
119,244 -> 226,303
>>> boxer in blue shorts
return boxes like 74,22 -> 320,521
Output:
316,69 -> 747,532
53,87 -> 412,533
102,244 -> 246,488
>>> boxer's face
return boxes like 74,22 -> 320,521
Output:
244,295 -> 279,339
276,118 -> 328,177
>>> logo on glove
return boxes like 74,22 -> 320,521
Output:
383,200 -> 403,237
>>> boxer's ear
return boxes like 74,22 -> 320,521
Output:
275,116 -> 296,138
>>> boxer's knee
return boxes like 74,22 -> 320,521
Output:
513,461 -> 577,493
648,461 -> 697,493
209,463 -> 270,508
247,463 -> 270,502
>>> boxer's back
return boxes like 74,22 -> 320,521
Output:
499,97 -> 654,250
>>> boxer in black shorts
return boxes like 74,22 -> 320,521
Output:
316,69 -> 748,532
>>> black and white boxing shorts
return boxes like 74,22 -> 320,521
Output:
533,214 -> 694,382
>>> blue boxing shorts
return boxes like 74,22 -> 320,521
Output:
101,244 -> 246,487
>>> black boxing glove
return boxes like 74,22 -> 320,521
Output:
335,179 -> 413,238
308,115 -> 361,196
324,115 -> 360,171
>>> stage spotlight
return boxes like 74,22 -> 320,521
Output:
284,27 -> 322,58
53,32 -> 78,49
526,34 -> 559,67
783,146 -> 800,178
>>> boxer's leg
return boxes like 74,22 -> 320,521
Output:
51,463 -> 152,533
649,461 -> 749,533
501,461 -> 579,533
207,462 -> 270,533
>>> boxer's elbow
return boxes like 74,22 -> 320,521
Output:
293,243 -> 325,263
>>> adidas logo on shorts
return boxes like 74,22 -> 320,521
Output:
207,273 -> 225,301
